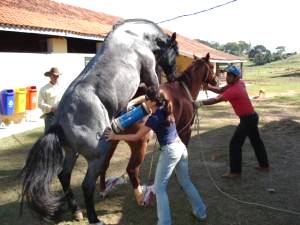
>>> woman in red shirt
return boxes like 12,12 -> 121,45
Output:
196,65 -> 269,178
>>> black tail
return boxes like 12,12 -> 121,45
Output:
20,124 -> 65,220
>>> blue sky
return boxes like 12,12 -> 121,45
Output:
55,0 -> 300,53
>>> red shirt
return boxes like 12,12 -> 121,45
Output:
221,79 -> 254,117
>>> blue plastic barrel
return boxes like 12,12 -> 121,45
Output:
112,103 -> 150,133
1,89 -> 14,115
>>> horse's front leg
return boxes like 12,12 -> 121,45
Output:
99,140 -> 119,197
58,151 -> 83,221
127,138 -> 149,205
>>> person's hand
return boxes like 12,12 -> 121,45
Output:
194,100 -> 203,108
126,101 -> 135,111
104,129 -> 115,141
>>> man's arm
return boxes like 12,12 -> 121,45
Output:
207,84 -> 226,94
195,95 -> 224,107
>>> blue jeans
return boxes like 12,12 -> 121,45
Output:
154,141 -> 207,225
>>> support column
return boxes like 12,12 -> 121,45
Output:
47,37 -> 67,53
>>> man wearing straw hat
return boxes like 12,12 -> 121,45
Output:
38,67 -> 63,133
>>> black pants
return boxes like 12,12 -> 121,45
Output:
229,112 -> 269,173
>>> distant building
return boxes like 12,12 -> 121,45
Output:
0,0 -> 245,127
0,0 -> 245,86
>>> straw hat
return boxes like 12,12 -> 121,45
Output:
44,67 -> 61,77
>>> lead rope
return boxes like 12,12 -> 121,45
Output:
147,137 -> 158,184
195,109 -> 300,216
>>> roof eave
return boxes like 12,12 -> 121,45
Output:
0,24 -> 105,41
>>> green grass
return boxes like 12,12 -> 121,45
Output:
244,54 -> 300,95
1,55 -> 300,225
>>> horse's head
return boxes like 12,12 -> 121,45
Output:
193,53 -> 217,86
155,32 -> 178,82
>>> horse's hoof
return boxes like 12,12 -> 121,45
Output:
74,210 -> 84,221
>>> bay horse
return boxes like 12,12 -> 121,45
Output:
20,19 -> 178,225
100,53 -> 217,204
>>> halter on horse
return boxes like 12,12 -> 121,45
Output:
100,53 -> 217,205
20,19 -> 178,225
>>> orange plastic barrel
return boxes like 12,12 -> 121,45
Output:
26,86 -> 37,110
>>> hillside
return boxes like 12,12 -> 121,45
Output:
244,54 -> 300,95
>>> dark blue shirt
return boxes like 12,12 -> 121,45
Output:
145,108 -> 178,146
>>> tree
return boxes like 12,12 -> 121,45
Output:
272,46 -> 286,60
248,45 -> 272,65
223,42 -> 240,55
195,39 -> 221,50
238,41 -> 251,55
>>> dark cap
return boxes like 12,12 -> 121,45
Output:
224,65 -> 241,77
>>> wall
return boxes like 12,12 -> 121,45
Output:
176,55 -> 193,73
0,52 -> 94,92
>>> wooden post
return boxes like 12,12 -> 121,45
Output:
240,62 -> 244,78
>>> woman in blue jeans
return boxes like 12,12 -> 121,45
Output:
105,86 -> 207,225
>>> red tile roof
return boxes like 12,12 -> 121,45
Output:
0,0 -> 244,61
174,33 -> 244,61
0,0 -> 121,37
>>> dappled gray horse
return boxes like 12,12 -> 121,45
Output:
20,19 -> 178,225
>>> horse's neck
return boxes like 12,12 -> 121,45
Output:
180,73 -> 201,101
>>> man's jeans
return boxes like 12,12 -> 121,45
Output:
230,112 -> 269,173
154,141 -> 207,225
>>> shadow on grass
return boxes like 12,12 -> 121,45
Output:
271,72 -> 300,78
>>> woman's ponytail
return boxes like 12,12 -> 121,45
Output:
145,86 -> 175,125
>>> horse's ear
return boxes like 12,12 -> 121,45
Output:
193,54 -> 199,60
171,32 -> 176,41
205,53 -> 210,61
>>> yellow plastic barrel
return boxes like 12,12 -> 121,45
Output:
14,88 -> 27,113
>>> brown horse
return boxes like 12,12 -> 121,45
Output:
100,53 -> 217,204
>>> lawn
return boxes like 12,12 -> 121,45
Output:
0,55 -> 300,225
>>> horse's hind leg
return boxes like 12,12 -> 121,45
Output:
82,158 -> 107,224
58,151 -> 83,221
99,140 -> 119,196
127,139 -> 148,205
